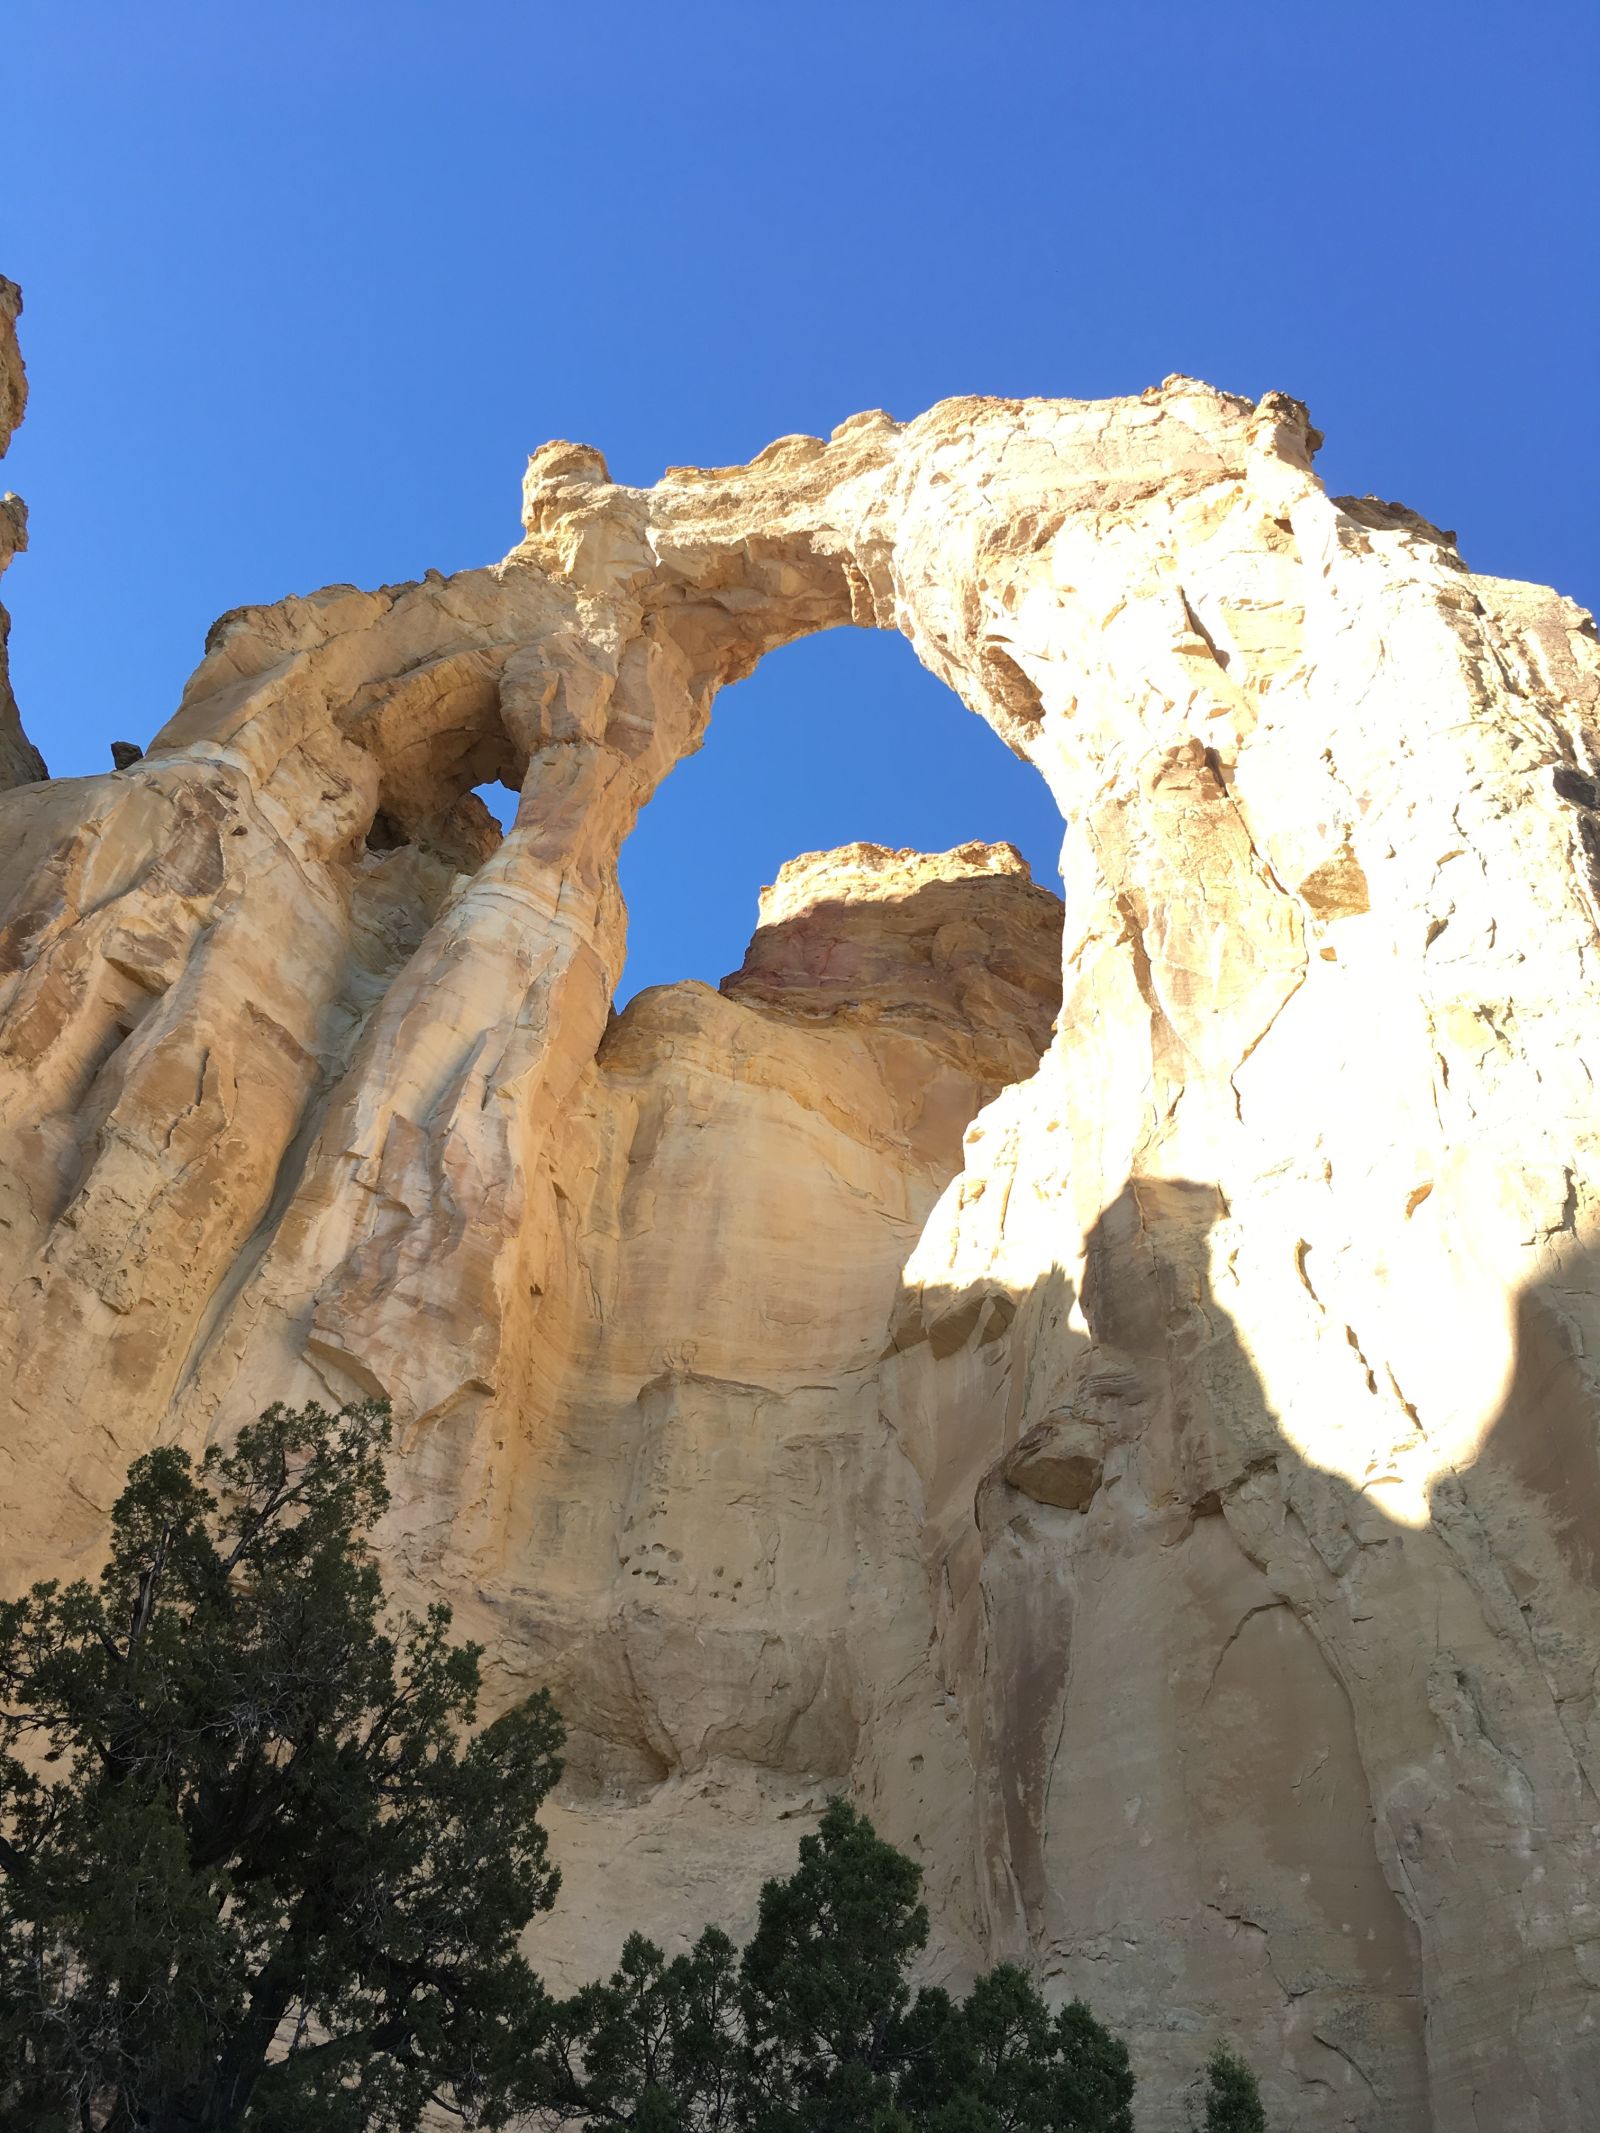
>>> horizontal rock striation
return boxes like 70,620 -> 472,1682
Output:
1,375 -> 1598,2125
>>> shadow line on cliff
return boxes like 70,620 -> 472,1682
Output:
893,1173 -> 1600,2129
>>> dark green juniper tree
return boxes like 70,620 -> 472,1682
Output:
739,1799 -> 930,2129
526,1798 -> 1137,2133
0,1400 -> 563,2133
1198,2045 -> 1267,2133
897,1964 -> 1139,2133
530,1927 -> 744,2131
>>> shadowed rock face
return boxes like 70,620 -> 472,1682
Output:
2,371 -> 1599,2126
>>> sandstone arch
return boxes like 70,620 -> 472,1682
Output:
1,379 -> 1599,2124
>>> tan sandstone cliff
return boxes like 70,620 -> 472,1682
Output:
1,361 -> 1599,2128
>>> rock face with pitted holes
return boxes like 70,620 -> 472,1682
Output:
2,348 -> 1599,2126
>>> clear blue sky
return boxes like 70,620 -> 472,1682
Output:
6,1 -> 1596,999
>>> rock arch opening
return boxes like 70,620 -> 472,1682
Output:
612,624 -> 1065,1006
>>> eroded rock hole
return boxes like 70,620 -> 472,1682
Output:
473,779 -> 519,834
615,626 -> 1065,1010
362,793 -> 503,875
365,809 -> 409,852
349,661 -> 520,876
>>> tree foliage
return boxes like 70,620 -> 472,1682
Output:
524,1798 -> 1136,2132
1199,2045 -> 1267,2133
0,1400 -> 562,2133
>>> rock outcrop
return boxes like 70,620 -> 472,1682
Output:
1,374 -> 1598,2128
0,277 -> 46,789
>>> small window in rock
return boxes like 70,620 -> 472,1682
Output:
473,782 -> 519,833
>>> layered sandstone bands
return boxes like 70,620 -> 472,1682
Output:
1,371 -> 1599,2127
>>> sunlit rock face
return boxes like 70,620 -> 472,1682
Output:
0,277 -> 46,790
2,373 -> 1599,2126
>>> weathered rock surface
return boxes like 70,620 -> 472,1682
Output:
1,376 -> 1599,2126
0,277 -> 46,789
